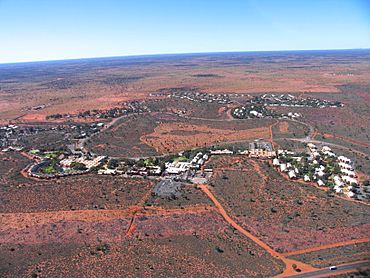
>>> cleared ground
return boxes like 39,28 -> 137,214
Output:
287,242 -> 370,268
208,156 -> 370,253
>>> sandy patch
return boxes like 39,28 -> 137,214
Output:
141,122 -> 270,153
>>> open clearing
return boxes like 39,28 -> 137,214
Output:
208,156 -> 370,253
0,208 -> 285,277
142,122 -> 270,154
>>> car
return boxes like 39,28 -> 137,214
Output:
329,266 -> 337,270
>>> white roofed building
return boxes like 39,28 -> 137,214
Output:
317,179 -> 325,186
288,170 -> 296,179
338,155 -> 351,163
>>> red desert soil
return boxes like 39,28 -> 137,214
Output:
197,184 -> 317,276
141,122 -> 270,153
206,156 -> 370,255
321,132 -> 370,149
278,121 -> 290,133
281,237 -> 370,257
0,206 -> 222,245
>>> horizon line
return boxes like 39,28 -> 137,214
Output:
1,47 -> 369,65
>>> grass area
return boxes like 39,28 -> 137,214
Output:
29,149 -> 40,154
41,160 -> 59,174
174,156 -> 188,162
44,152 -> 60,158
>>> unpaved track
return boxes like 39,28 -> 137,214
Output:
197,183 -> 317,277
281,237 -> 370,257
0,205 -> 216,230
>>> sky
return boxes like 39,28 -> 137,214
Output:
0,0 -> 369,63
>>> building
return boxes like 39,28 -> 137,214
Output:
98,168 -> 117,175
317,179 -> 325,186
341,175 -> 358,185
340,168 -> 356,177
280,164 -> 287,172
338,155 -> 351,163
147,166 -> 162,175
321,146 -> 332,152
210,149 -> 233,155
60,155 -> 105,169
248,149 -> 276,158
307,143 -> 317,150
333,176 -> 344,187
338,162 -> 353,170
249,141 -> 273,152
345,191 -> 355,198
334,185 -> 342,193
288,170 -> 296,179
165,161 -> 191,174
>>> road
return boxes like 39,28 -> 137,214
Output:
282,237 -> 370,257
287,138 -> 370,158
285,261 -> 370,278
197,184 -> 317,277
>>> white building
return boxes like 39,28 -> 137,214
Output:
166,161 -> 191,174
307,143 -> 317,150
338,162 -> 353,170
338,155 -> 351,163
345,191 -> 355,198
341,175 -> 358,185
210,149 -> 233,155
340,168 -> 356,177
280,164 -> 287,172
317,179 -> 325,186
321,146 -> 332,152
334,185 -> 342,193
333,176 -> 344,187
288,170 -> 296,179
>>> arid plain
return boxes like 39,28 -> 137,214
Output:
1,50 -> 370,277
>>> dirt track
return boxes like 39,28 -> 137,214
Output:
282,237 -> 370,257
197,184 -> 317,276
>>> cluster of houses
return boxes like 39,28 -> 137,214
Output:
95,159 -> 163,177
28,150 -> 106,179
170,91 -> 233,104
47,99 -> 152,121
232,105 -> 271,119
84,141 -> 277,181
6,118 -> 363,202
1,124 -> 65,150
125,166 -> 162,176
70,123 -> 105,139
1,124 -> 24,150
273,143 -> 360,198
0,123 -> 105,151
248,94 -> 343,108
232,94 -> 342,120
59,155 -> 106,169
165,152 -> 209,174
232,104 -> 302,120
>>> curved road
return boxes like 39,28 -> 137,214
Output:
286,261 -> 370,278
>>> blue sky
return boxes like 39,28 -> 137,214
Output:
0,0 -> 369,63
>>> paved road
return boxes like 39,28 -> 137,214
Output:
287,138 -> 370,158
286,261 -> 370,277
